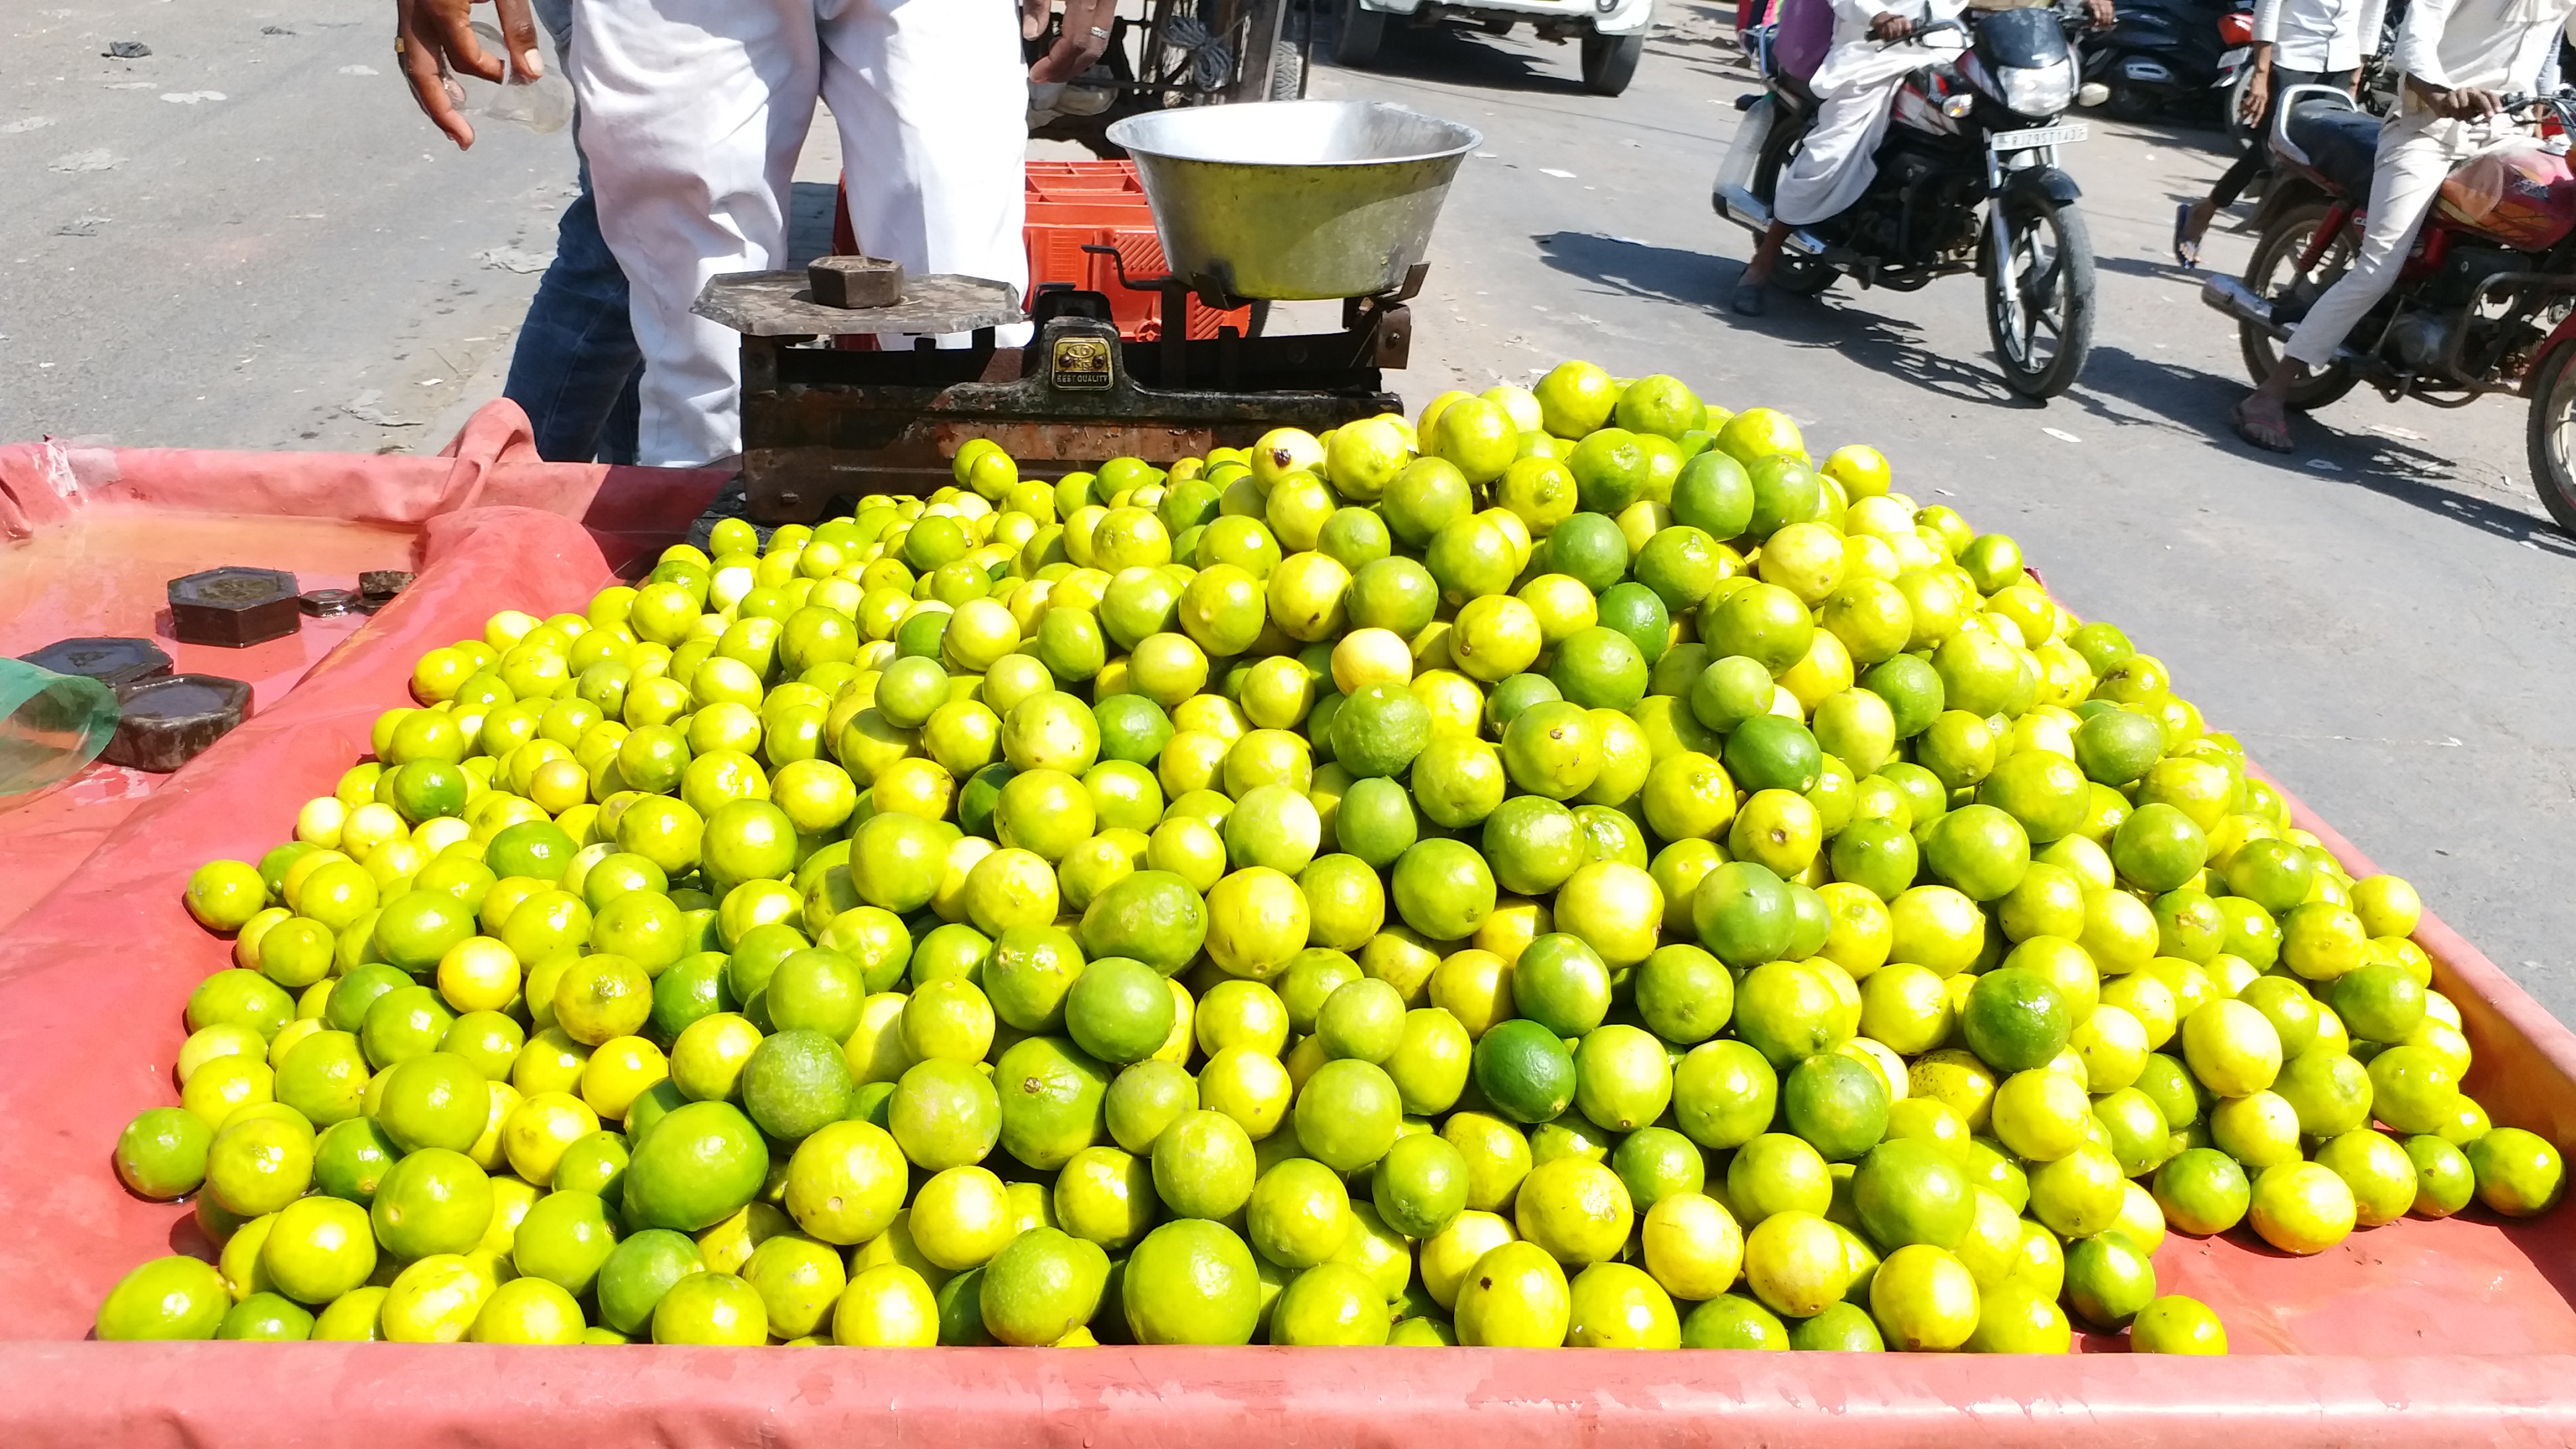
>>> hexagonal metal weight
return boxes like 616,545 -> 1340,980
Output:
16,636 -> 173,692
168,567 -> 301,648
102,673 -> 253,772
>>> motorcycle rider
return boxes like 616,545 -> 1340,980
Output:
1732,0 -> 2111,315
2173,0 -> 2385,267
2232,0 -> 2576,451
1733,0 -> 1967,316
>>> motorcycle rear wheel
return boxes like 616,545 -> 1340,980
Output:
1772,252 -> 1838,297
2523,344 -> 2576,537
1984,195 -> 2096,400
2238,200 -> 2360,410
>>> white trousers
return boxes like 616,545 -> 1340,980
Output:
570,0 -> 1029,466
2284,111 -> 2479,368
1775,77 -> 1902,228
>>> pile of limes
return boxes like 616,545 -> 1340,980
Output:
105,360 -> 2563,1352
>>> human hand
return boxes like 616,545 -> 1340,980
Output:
2086,0 -> 2115,30
1870,11 -> 1915,41
2438,85 -> 2503,120
396,0 -> 542,150
1030,0 -> 1119,83
2239,73 -> 2269,126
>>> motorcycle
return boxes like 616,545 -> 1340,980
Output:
2199,84 -> 2576,534
2080,0 -> 2248,122
1715,2 -> 2099,399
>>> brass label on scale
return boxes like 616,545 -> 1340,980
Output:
1050,336 -> 1114,391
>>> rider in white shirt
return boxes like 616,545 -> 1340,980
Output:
2232,0 -> 2576,449
1733,0 -> 2108,314
2175,0 -> 2386,266
1735,0 -> 1966,315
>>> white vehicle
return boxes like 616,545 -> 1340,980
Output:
1333,0 -> 1656,96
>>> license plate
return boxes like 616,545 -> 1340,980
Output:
1990,124 -> 2088,151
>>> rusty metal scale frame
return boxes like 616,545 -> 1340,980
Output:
694,261 -> 1418,523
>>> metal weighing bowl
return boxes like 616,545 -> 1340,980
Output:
1106,101 -> 1481,302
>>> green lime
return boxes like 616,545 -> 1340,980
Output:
1079,871 -> 1209,976
1574,1024 -> 1674,1133
624,1100 -> 770,1231
1472,1019 -> 1578,1125
115,1106 -> 213,1200
1123,1218 -> 1259,1344
1681,1293 -> 1788,1349
1673,1040 -> 1778,1150
1853,1137 -> 1973,1250
1595,583 -> 1671,666
1634,944 -> 1732,1045
2064,1228 -> 2157,1330
2468,1126 -> 2566,1218
1610,1125 -> 1706,1214
97,1256 -> 231,1341
978,1226 -> 1110,1346
1692,860 -> 1794,970
217,1291 -> 316,1342
1295,1058 -> 1404,1172
1065,957 -> 1176,1064
370,1147 -> 495,1259
596,1228 -> 708,1336
1390,839 -> 1497,942
1782,1052 -> 1888,1162
1730,960 -> 1844,1070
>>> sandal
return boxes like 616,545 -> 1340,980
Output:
2173,202 -> 2201,269
1730,281 -> 1767,317
2230,399 -> 2294,453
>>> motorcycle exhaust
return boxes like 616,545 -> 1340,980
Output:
1713,184 -> 1828,258
2200,274 -> 2283,336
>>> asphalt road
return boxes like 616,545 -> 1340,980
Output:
4,0 -> 2570,1020
0,0 -> 571,453
1307,6 -> 2576,1016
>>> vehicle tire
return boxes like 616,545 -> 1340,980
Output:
2237,200 -> 2360,410
1336,0 -> 1388,67
1580,31 -> 1644,96
1984,195 -> 2096,400
2525,343 -> 2576,536
2106,83 -> 2159,121
1772,252 -> 1838,297
1268,46 -> 1305,99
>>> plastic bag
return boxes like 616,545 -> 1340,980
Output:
2437,136 -> 2561,235
0,659 -> 117,801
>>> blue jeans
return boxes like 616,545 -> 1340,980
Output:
503,1 -> 643,464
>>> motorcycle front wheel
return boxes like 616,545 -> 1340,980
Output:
2522,344 -> 2576,537
1985,194 -> 2096,400
2238,200 -> 2359,409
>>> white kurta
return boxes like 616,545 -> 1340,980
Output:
569,0 -> 1031,468
2283,0 -> 2576,365
1774,0 -> 1966,227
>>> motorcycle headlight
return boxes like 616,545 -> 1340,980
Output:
1997,56 -> 2075,118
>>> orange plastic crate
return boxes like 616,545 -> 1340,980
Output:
1021,161 -> 1251,342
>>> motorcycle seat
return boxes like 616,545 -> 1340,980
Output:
2283,102 -> 2383,201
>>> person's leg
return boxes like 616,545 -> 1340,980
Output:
1735,85 -> 1889,310
2184,67 -> 2328,261
2236,115 -> 2454,447
821,0 -> 1030,349
500,0 -> 643,463
570,0 -> 821,466
503,177 -> 647,462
